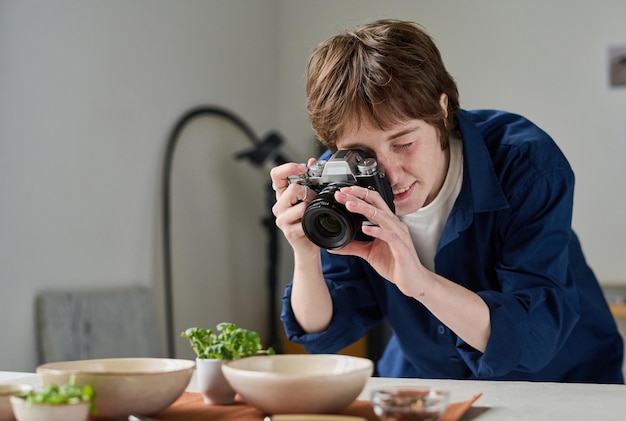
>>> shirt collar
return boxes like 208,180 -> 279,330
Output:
455,109 -> 509,213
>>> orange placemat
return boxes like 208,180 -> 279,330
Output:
155,391 -> 483,421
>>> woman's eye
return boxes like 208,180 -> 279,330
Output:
395,143 -> 413,150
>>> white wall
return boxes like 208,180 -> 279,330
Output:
0,0 -> 280,370
1,0 -> 625,371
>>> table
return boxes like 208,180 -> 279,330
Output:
359,377 -> 626,420
2,371 -> 625,420
0,371 -> 41,388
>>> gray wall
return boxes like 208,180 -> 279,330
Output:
1,0 -> 625,371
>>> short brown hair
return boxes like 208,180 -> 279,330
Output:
306,19 -> 459,152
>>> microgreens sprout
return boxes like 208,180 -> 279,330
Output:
181,322 -> 275,360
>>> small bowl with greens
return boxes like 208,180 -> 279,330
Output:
10,381 -> 95,421
0,384 -> 32,421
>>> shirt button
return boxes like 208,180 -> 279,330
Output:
437,325 -> 445,335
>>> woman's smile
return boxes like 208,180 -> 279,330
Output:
392,181 -> 416,202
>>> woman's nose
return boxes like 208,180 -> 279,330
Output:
377,157 -> 399,185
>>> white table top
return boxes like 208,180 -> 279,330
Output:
2,371 -> 625,420
359,377 -> 626,421
0,371 -> 41,388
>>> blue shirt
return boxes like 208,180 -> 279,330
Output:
280,109 -> 624,383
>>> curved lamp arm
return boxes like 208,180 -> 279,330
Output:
161,106 -> 288,357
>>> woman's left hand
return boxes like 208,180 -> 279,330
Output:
332,185 -> 491,352
330,185 -> 428,296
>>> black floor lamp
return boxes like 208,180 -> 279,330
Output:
161,105 -> 291,358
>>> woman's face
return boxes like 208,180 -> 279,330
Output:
336,117 -> 450,217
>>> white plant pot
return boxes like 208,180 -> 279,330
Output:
195,358 -> 236,405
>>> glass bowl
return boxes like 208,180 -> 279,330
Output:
371,387 -> 450,421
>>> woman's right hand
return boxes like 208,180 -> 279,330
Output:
270,159 -> 319,254
271,158 -> 333,333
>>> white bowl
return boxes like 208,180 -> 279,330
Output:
10,396 -> 89,421
36,358 -> 195,419
0,384 -> 33,421
222,354 -> 373,414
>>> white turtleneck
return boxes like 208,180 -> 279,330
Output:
399,133 -> 463,272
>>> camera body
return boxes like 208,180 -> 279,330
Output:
288,149 -> 395,249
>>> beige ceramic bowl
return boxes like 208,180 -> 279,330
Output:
222,354 -> 373,414
10,396 -> 89,421
36,358 -> 195,419
0,384 -> 33,421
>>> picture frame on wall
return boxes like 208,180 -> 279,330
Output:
608,44 -> 626,88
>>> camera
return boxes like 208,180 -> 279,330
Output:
288,149 -> 395,250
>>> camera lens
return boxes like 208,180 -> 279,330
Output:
301,185 -> 361,250
317,213 -> 342,235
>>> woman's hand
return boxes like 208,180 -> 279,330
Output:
270,159 -> 320,255
330,185 -> 428,297
270,159 -> 333,333
331,185 -> 491,351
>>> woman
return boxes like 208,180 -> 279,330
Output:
270,19 -> 623,383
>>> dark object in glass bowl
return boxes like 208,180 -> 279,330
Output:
371,387 -> 450,421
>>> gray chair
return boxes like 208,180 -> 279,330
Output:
36,286 -> 162,363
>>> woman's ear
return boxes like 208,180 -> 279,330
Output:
439,93 -> 448,118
